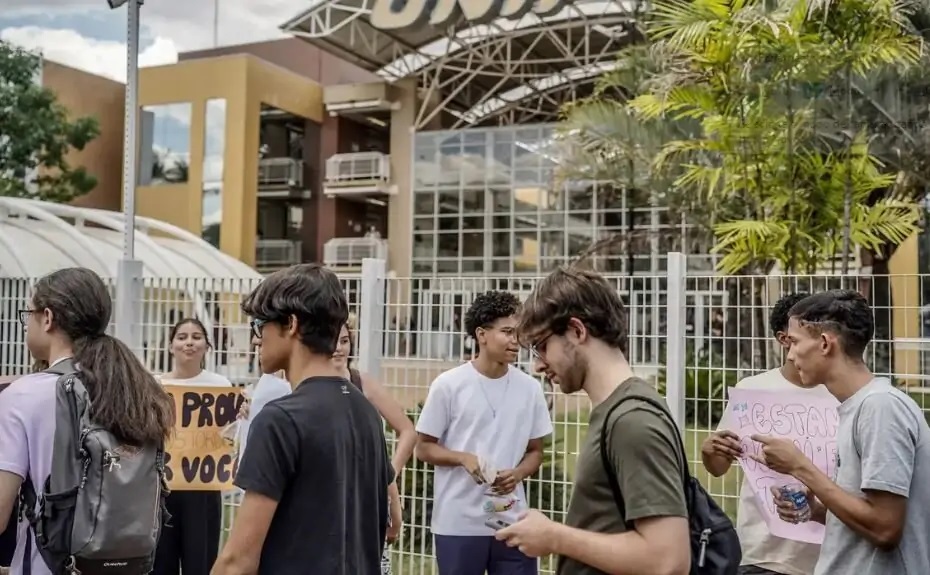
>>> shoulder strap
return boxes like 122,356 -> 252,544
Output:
599,394 -> 690,528
349,368 -> 363,391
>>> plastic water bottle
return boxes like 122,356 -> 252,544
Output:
779,485 -> 812,523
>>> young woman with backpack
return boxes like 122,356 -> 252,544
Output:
0,267 -> 174,575
154,318 -> 232,575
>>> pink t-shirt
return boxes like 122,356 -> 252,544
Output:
0,371 -> 58,575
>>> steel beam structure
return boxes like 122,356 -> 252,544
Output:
282,0 -> 644,129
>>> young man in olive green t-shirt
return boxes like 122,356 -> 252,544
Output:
495,267 -> 691,575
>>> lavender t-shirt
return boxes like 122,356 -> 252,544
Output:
0,371 -> 57,575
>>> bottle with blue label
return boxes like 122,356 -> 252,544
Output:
779,484 -> 812,523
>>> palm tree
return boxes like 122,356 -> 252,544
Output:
559,0 -> 924,371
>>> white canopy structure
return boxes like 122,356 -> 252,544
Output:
0,198 -> 263,378
0,197 -> 261,280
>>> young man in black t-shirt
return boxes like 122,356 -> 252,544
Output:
212,264 -> 393,575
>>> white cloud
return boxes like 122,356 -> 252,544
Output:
0,25 -> 178,82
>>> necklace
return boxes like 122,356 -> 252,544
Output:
477,369 -> 511,419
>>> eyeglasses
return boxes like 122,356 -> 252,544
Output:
529,332 -> 553,360
17,309 -> 36,327
250,318 -> 269,339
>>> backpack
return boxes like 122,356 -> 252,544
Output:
600,394 -> 741,575
20,360 -> 169,575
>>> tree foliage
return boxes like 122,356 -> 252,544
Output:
0,40 -> 100,202
560,0 -> 925,275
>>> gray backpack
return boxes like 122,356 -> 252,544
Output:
20,360 -> 169,575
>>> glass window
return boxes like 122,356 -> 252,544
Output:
414,191 -> 436,216
139,103 -> 192,186
201,99 -> 226,248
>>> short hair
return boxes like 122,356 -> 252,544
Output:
518,266 -> 628,354
464,291 -> 521,350
770,292 -> 809,336
241,263 -> 348,356
788,289 -> 873,359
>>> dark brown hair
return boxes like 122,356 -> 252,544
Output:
241,263 -> 348,356
32,268 -> 174,446
518,266 -> 629,355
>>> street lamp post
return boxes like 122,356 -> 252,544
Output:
111,0 -> 144,353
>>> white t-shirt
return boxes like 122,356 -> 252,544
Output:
237,374 -> 292,462
416,362 -> 554,536
723,368 -> 836,575
158,370 -> 232,387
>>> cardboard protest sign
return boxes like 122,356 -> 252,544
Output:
723,387 -> 840,544
164,385 -> 245,491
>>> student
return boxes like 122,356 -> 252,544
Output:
155,318 -> 232,575
496,267 -> 690,575
415,291 -> 552,575
751,290 -> 930,575
0,267 -> 173,575
334,317 -> 416,569
212,264 -> 392,575
702,293 -> 829,575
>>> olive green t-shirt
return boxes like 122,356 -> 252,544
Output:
557,378 -> 688,575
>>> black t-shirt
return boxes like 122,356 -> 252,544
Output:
234,376 -> 393,575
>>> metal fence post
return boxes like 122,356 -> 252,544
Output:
358,258 -> 386,377
114,258 -> 144,357
665,252 -> 688,431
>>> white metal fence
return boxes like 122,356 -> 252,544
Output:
2,254 -> 929,574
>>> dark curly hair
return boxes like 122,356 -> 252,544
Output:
465,291 -> 522,352
770,292 -> 809,336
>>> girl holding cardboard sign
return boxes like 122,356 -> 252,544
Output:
155,318 -> 232,575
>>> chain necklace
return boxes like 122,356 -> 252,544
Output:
477,368 -> 511,419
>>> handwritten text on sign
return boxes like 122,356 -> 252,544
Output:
164,385 -> 244,491
724,387 -> 840,544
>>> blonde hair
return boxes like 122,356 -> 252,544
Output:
346,312 -> 358,331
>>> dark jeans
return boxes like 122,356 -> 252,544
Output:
153,490 -> 222,575
739,567 -> 783,575
435,535 -> 537,575
0,508 -> 14,567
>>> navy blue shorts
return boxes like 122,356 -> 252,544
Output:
435,535 -> 537,575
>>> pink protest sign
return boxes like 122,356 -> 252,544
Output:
723,387 -> 840,544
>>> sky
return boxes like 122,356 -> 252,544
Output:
0,0 -> 305,83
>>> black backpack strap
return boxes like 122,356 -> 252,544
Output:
599,394 -> 691,528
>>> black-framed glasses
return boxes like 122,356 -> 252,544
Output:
250,318 -> 269,339
18,309 -> 36,327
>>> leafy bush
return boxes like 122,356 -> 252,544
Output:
658,347 -> 739,429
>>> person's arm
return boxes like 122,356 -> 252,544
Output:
556,407 -> 691,575
360,372 -> 416,475
794,393 -> 916,550
212,406 -> 299,575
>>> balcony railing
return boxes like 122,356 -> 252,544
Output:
324,152 -> 391,195
256,239 -> 301,271
323,237 -> 388,267
259,158 -> 303,189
